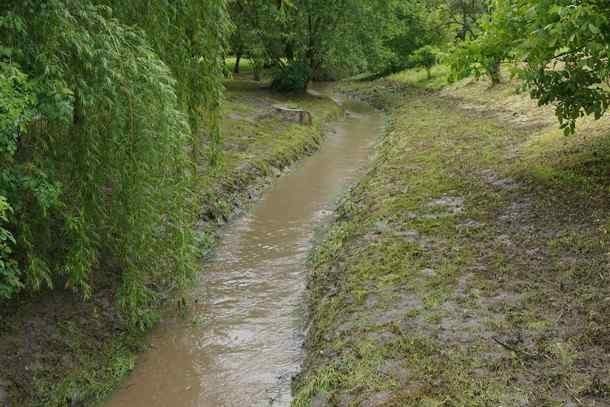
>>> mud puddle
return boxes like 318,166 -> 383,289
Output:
106,90 -> 383,407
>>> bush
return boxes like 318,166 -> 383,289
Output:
448,40 -> 503,85
271,61 -> 312,93
410,46 -> 438,79
446,10 -> 511,86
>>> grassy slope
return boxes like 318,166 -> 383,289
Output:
198,78 -> 341,229
0,78 -> 340,407
294,71 -> 610,406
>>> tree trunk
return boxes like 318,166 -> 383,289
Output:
234,53 -> 242,74
285,40 -> 294,62
488,60 -> 501,86
426,68 -> 432,80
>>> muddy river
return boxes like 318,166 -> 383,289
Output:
106,91 -> 383,407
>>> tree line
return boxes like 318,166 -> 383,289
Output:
229,0 -> 609,133
227,0 -> 485,87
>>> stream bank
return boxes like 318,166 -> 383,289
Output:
294,77 -> 610,406
104,85 -> 383,407
0,79 -> 341,407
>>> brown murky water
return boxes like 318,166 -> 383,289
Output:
106,90 -> 383,407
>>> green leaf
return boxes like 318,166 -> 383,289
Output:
589,23 -> 600,35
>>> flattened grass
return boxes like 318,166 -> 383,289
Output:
295,76 -> 610,406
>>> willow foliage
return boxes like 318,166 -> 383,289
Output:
0,0 -> 228,328
103,0 -> 230,167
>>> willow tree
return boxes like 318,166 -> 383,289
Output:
103,0 -> 230,167
0,0 -> 228,328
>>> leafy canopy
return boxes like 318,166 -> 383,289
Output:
449,0 -> 610,133
0,0 -> 229,328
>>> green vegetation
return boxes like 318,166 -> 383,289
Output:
199,79 -> 342,228
226,0 -> 456,88
103,0 -> 230,166
1,2 -> 344,403
449,0 -> 610,133
271,61 -> 313,92
0,76 -> 341,406
0,0 -> 228,329
224,0 -> 610,135
409,46 -> 439,80
231,0 -> 610,131
2,0 -> 610,405
3,0 -> 608,321
294,71 -> 610,406
387,65 -> 450,91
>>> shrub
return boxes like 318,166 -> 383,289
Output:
447,39 -> 504,85
410,46 -> 438,79
271,61 -> 312,93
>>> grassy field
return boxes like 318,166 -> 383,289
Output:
386,65 -> 450,91
294,71 -> 610,406
0,78 -> 341,406
225,56 -> 256,76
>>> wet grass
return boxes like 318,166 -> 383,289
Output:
294,73 -> 610,406
386,64 -> 450,90
0,78 -> 341,407
198,79 -> 341,227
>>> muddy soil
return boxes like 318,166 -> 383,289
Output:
294,81 -> 610,406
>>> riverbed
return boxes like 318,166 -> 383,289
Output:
106,92 -> 383,407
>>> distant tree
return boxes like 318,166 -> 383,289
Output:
226,0 -> 455,88
447,0 -> 519,85
266,0 -> 401,90
227,0 -> 284,77
455,0 -> 610,133
379,0 -> 448,75
228,1 -> 250,74
447,31 -> 506,85
440,0 -> 490,40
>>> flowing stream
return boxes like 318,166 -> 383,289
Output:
106,89 -> 383,407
